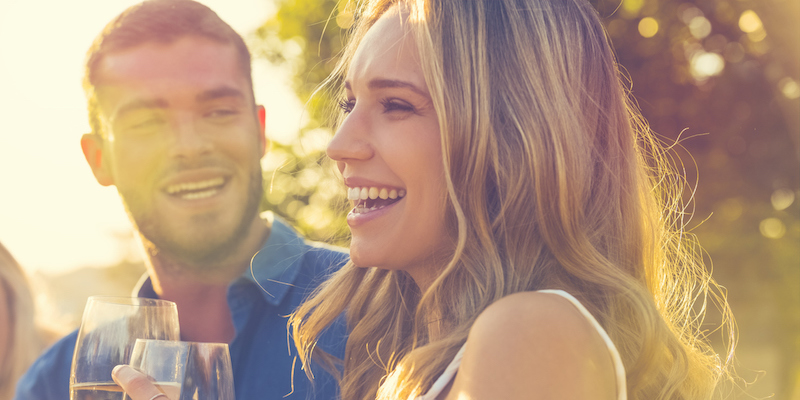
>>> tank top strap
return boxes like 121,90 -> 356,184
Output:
537,289 -> 627,400
414,342 -> 467,400
415,290 -> 627,400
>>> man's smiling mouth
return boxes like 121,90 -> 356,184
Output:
165,177 -> 226,200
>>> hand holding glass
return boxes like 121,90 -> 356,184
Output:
70,296 -> 180,400
122,340 -> 234,400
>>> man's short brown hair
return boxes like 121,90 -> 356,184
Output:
84,0 -> 254,137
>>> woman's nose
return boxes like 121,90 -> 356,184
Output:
326,111 -> 374,163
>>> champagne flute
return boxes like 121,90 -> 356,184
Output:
70,296 -> 180,400
128,339 -> 235,400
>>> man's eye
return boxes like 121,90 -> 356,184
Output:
207,109 -> 237,118
129,118 -> 164,130
118,110 -> 166,133
338,99 -> 355,114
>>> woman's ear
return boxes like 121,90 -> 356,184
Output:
80,133 -> 115,187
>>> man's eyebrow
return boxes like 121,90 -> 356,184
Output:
110,87 -> 247,121
114,98 -> 168,119
344,79 -> 429,97
196,86 -> 246,102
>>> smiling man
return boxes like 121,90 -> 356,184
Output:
13,1 -> 346,399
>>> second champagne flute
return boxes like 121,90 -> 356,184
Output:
129,339 -> 235,400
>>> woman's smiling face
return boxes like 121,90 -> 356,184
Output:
327,7 -> 450,287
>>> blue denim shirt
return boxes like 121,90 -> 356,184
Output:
14,214 -> 348,400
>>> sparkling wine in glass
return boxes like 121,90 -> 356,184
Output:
129,339 -> 235,400
70,296 -> 180,400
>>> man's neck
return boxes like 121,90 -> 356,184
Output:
158,281 -> 235,343
144,217 -> 271,343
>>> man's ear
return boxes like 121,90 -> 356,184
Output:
256,105 -> 269,157
80,133 -> 114,186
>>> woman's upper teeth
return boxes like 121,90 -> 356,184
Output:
347,186 -> 406,201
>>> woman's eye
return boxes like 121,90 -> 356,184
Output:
381,99 -> 415,113
338,99 -> 355,114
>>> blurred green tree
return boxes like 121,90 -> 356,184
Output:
249,0 -> 350,245
593,1 -> 799,396
252,0 -> 799,397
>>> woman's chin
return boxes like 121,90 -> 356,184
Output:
348,246 -> 397,271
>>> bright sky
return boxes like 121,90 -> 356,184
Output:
0,0 -> 306,274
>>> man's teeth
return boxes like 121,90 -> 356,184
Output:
165,177 -> 225,199
180,189 -> 218,200
347,187 -> 406,201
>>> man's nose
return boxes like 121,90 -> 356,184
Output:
168,113 -> 212,159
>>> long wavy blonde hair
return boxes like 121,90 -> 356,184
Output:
0,243 -> 59,400
290,1 -> 736,399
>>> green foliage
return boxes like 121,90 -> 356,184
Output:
597,1 -> 800,395
259,138 -> 350,245
253,0 -> 799,396
249,0 -> 354,246
251,0 -> 352,123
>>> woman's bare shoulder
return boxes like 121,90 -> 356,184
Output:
443,291 -> 618,400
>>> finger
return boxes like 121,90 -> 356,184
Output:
112,365 -> 173,400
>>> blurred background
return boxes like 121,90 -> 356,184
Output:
0,0 -> 797,398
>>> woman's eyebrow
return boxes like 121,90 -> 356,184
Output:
344,78 -> 428,97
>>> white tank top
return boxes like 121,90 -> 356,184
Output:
415,289 -> 627,400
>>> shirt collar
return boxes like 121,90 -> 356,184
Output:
134,211 -> 308,307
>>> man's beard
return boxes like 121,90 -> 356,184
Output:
121,168 -> 264,269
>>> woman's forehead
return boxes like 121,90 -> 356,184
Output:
346,7 -> 424,88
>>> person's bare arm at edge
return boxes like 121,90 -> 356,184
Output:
443,292 -> 618,400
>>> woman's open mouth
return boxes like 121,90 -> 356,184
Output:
347,186 -> 405,214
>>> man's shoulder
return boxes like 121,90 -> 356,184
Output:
13,330 -> 77,400
268,212 -> 349,269
270,213 -> 348,274
301,239 -> 348,270
248,215 -> 349,305
293,239 -> 348,292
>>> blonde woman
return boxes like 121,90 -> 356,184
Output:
0,243 -> 58,400
289,0 -> 734,399
116,0 -> 736,399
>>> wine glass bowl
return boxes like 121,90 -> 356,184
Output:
70,296 -> 180,400
129,340 -> 234,400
